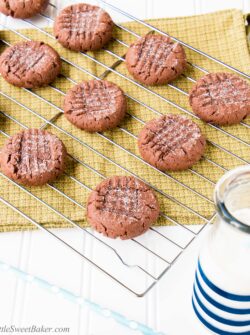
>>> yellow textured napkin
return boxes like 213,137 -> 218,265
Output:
0,9 -> 249,232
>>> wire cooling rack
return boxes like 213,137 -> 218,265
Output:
0,1 -> 249,297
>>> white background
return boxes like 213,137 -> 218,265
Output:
0,1 -> 249,335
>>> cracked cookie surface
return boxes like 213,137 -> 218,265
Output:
138,114 -> 206,171
0,0 -> 49,18
64,80 -> 127,132
189,73 -> 250,125
87,176 -> 160,239
54,3 -> 113,51
0,41 -> 61,88
0,129 -> 67,186
125,34 -> 187,85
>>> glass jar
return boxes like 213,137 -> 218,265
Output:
192,165 -> 250,335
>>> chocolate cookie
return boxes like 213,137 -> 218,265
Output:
87,176 -> 160,240
189,73 -> 250,125
0,129 -> 67,186
54,3 -> 113,51
64,80 -> 127,132
0,41 -> 61,88
0,0 -> 49,18
125,34 -> 187,85
138,114 -> 206,171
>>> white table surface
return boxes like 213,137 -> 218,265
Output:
0,1 -> 249,334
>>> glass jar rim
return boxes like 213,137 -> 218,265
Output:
214,165 -> 250,234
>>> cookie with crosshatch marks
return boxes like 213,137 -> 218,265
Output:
125,34 -> 187,85
54,3 -> 114,51
189,73 -> 250,125
0,0 -> 49,18
138,114 -> 206,171
0,129 -> 67,186
0,41 -> 61,88
87,176 -> 160,239
63,80 -> 127,132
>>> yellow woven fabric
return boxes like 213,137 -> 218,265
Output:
0,9 -> 249,232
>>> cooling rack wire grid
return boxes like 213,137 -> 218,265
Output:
0,0 -> 249,296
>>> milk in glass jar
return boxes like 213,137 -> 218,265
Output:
192,165 -> 250,335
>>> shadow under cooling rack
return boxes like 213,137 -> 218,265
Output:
0,0 -> 249,296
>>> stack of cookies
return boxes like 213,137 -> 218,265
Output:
0,2 -> 249,239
